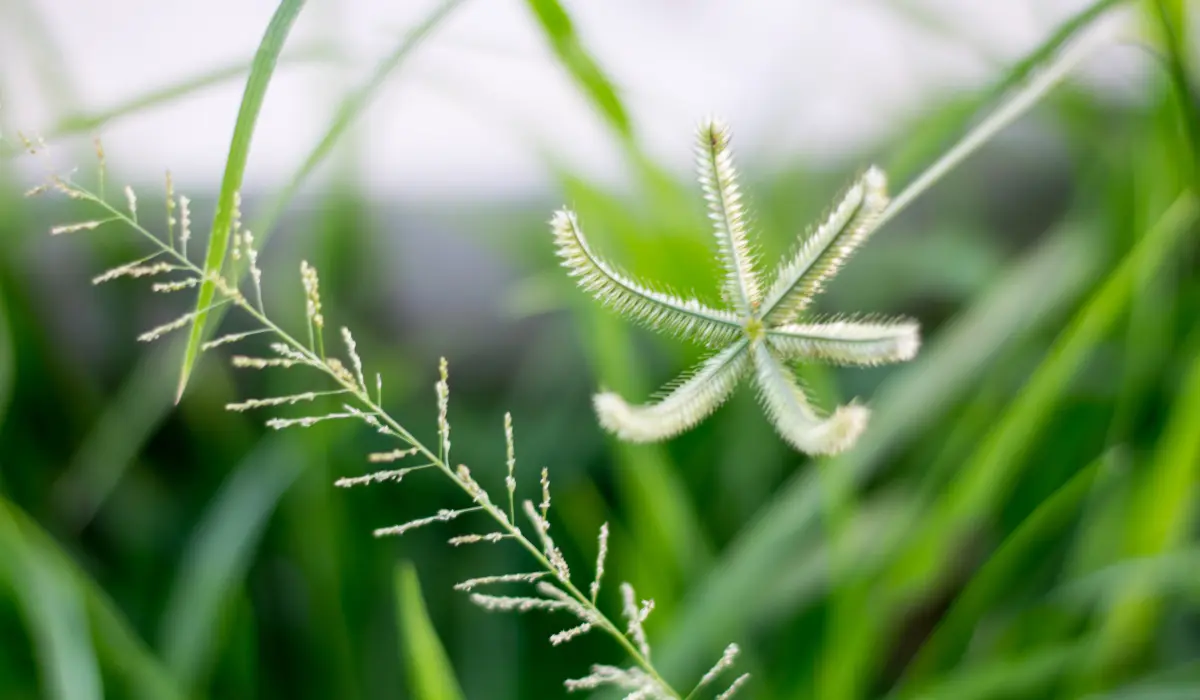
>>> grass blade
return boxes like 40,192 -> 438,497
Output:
0,496 -> 183,700
1087,329 -> 1200,682
157,437 -> 302,691
250,0 -> 467,239
394,561 -> 466,700
0,287 -> 12,426
523,0 -> 632,141
50,46 -> 336,138
175,0 -> 308,402
0,502 -> 102,700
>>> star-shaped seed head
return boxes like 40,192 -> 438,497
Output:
551,118 -> 920,455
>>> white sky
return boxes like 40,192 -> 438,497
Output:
2,0 -> 1144,202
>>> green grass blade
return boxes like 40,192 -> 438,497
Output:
175,0 -> 308,402
250,0 -> 467,239
158,438 -> 302,691
48,46 -> 336,139
885,0 -> 1127,182
0,502 -> 102,700
394,561 -> 466,700
0,287 -> 12,426
1149,0 -> 1200,187
1087,328 -> 1200,680
889,193 -> 1197,600
901,455 -> 1107,687
51,343 -> 178,529
656,225 -> 1100,680
0,497 -> 183,700
523,0 -> 632,141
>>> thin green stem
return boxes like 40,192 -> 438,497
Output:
877,17 -> 1107,231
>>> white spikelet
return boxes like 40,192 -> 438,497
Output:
453,572 -> 548,591
695,643 -> 740,693
762,167 -> 890,323
373,506 -> 481,537
696,118 -> 760,315
594,340 -> 749,442
767,316 -> 920,366
621,582 -> 653,660
716,673 -> 751,699
751,343 -> 869,456
551,209 -> 742,347
591,522 -> 609,604
341,327 -> 366,391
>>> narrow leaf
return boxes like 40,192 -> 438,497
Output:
394,561 -> 466,700
175,0 -> 308,401
158,438 -> 302,690
523,0 -> 631,140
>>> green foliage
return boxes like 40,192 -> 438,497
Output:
394,562 -> 467,700
3,0 -> 1200,698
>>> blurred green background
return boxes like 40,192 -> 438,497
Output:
2,1 -> 1199,698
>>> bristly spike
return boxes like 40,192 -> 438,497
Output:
594,341 -> 750,442
750,343 -> 868,455
590,522 -> 609,604
761,167 -> 890,323
436,358 -> 451,462
766,316 -> 920,366
551,209 -> 742,348
697,118 -> 761,316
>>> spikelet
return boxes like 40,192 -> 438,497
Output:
751,343 -> 868,456
766,316 -> 920,366
590,522 -> 609,604
179,195 -> 192,259
453,572 -> 548,591
594,340 -> 749,443
202,329 -> 270,350
621,582 -> 653,661
762,167 -> 889,323
436,357 -> 450,461
697,118 -> 760,316
716,673 -> 751,699
124,186 -> 138,221
50,220 -> 106,235
334,466 -> 425,488
373,506 -> 481,538
524,500 -> 569,581
550,209 -> 742,348
448,532 -> 507,546
504,412 -> 517,523
341,327 -> 366,391
165,170 -> 176,247
695,644 -> 740,693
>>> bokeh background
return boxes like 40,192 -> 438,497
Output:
1,0 -> 1199,698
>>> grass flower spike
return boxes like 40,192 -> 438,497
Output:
553,118 -> 920,455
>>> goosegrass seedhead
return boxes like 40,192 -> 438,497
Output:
553,118 -> 920,455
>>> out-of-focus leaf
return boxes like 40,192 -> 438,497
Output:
158,437 -> 302,690
52,342 -> 178,529
888,645 -> 1085,700
0,496 -> 183,700
394,561 -> 466,700
0,287 -> 12,426
902,454 -> 1109,687
1089,327 -> 1200,673
176,0 -> 308,401
47,46 -> 338,139
523,0 -> 632,141
656,224 -> 1100,681
0,502 -> 102,700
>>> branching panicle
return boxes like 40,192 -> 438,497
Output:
46,140 -> 749,700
